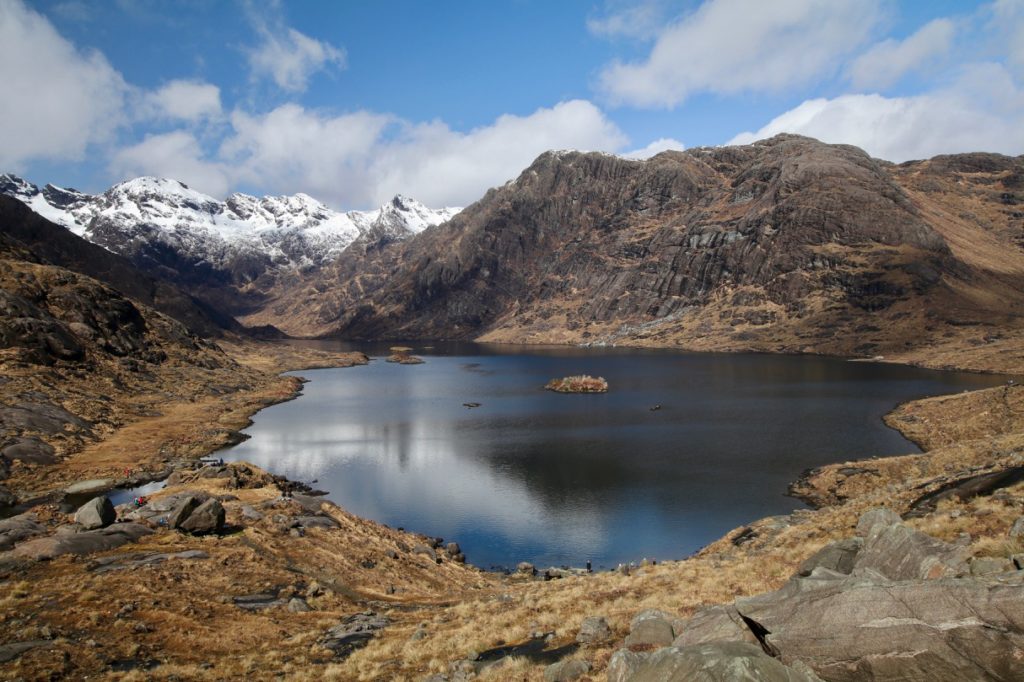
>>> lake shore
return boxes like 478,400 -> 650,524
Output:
1,337 -> 1023,679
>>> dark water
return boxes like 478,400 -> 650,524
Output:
222,343 -> 1005,569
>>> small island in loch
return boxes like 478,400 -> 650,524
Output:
545,375 -> 609,393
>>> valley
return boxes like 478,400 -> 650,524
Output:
2,136 -> 1024,680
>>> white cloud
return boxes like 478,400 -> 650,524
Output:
110,100 -> 627,209
587,1 -> 669,40
247,22 -> 346,93
0,0 -> 127,168
622,137 -> 686,159
143,79 -> 222,122
597,0 -> 881,108
221,104 -> 392,203
728,63 -> 1024,161
848,18 -> 955,90
369,100 -> 628,207
111,130 -> 231,197
992,0 -> 1024,78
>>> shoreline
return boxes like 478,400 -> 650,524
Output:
3,337 -> 1023,679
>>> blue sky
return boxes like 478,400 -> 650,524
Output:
3,0 -> 1022,209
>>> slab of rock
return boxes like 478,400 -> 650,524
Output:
179,498 -> 224,535
92,550 -> 209,573
65,479 -> 113,495
576,615 -> 612,645
672,604 -> 758,648
0,639 -> 51,664
0,513 -> 46,551
854,521 -> 968,580
544,658 -> 590,682
625,609 -> 675,648
320,611 -> 389,659
295,515 -> 337,529
1,437 -> 55,464
619,642 -> 822,681
75,495 -> 116,530
969,556 -> 1015,575
735,571 -> 1024,681
9,523 -> 152,560
796,537 -> 862,577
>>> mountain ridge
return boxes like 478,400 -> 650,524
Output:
0,173 -> 461,317
236,134 -> 1024,371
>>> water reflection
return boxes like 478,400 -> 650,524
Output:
224,345 -> 1005,568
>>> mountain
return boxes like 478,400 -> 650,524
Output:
240,135 -> 1024,367
0,195 -> 239,337
0,174 -> 461,317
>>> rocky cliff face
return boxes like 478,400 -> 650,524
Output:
245,135 -> 1024,361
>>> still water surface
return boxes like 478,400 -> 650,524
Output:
223,343 -> 1004,569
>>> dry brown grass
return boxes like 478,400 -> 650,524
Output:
544,375 -> 609,393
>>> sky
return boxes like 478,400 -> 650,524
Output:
2,0 -> 1023,210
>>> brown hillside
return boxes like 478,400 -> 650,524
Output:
241,135 -> 1024,372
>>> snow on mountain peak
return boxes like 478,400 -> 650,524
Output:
0,173 -> 462,272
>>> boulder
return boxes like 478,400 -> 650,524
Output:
446,542 -> 461,556
625,610 -> 675,648
607,649 -> 646,682
544,658 -> 590,682
576,615 -> 612,645
517,561 -> 536,575
855,507 -> 901,536
619,642 -> 822,681
1010,516 -> 1024,539
168,495 -> 201,529
796,537 -> 862,577
671,604 -> 758,648
735,571 -> 1024,681
413,544 -> 437,561
853,521 -> 968,580
74,495 -> 115,530
179,498 -> 225,535
288,597 -> 312,613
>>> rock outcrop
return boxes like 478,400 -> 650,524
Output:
622,509 -> 1024,681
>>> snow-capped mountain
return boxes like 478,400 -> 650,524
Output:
0,173 -> 461,281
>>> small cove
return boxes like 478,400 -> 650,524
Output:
222,343 -> 1006,569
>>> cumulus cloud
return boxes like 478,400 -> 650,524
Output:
0,0 -> 128,168
246,17 -> 345,93
221,104 -> 392,203
991,0 -> 1024,78
111,130 -> 232,197
110,100 -> 627,209
587,0 -> 670,40
142,79 -> 222,122
368,100 -> 628,207
728,63 -> 1024,161
597,0 -> 881,107
622,137 -> 686,159
848,18 -> 955,90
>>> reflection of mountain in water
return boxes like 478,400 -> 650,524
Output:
224,347 -> 1004,567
